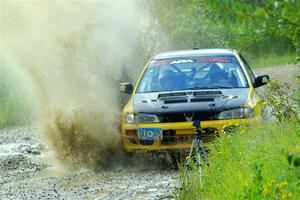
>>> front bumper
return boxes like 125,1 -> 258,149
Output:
122,117 -> 259,152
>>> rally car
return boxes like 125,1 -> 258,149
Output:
120,49 -> 269,152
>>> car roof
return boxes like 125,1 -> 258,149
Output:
153,48 -> 235,59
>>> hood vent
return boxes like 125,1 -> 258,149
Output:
158,90 -> 221,104
158,92 -> 187,99
194,91 -> 222,96
164,99 -> 188,104
191,98 -> 214,102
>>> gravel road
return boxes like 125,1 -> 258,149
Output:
0,126 -> 179,200
254,64 -> 299,91
0,64 -> 298,200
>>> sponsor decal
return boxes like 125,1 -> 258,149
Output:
149,59 -> 170,67
197,58 -> 231,63
170,59 -> 195,64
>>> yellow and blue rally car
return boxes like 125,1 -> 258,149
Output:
120,49 -> 269,152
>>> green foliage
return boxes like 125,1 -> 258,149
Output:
204,0 -> 300,57
262,80 -> 299,122
143,0 -> 229,50
177,121 -> 300,200
297,66 -> 300,106
144,0 -> 298,63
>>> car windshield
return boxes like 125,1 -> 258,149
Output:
136,55 -> 249,93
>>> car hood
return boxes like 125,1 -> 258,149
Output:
132,88 -> 250,114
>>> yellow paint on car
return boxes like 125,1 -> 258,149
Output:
121,49 -> 263,152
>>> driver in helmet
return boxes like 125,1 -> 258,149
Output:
159,70 -> 178,91
208,63 -> 232,87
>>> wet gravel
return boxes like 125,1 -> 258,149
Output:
0,127 -> 179,200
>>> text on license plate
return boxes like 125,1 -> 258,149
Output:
138,128 -> 163,141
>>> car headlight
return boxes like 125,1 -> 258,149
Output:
125,113 -> 161,124
219,107 -> 254,119
125,113 -> 135,124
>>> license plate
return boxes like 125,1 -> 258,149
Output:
138,128 -> 163,141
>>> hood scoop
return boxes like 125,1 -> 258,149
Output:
133,88 -> 249,113
194,90 -> 222,96
158,92 -> 188,104
157,90 -> 222,104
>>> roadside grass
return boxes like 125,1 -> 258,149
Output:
250,53 -> 297,68
0,66 -> 32,128
0,88 -> 31,128
177,121 -> 300,200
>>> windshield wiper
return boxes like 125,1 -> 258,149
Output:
211,86 -> 234,89
186,86 -> 211,90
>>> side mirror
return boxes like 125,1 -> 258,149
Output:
255,74 -> 270,88
120,82 -> 133,94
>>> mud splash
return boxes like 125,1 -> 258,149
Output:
0,1 -> 146,169
41,109 -> 122,169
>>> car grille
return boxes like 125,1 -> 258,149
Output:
159,112 -> 220,122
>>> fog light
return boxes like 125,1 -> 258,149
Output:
125,130 -> 136,137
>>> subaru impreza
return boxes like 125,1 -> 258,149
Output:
120,49 -> 269,152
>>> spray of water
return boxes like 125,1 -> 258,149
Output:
0,0 -> 152,169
